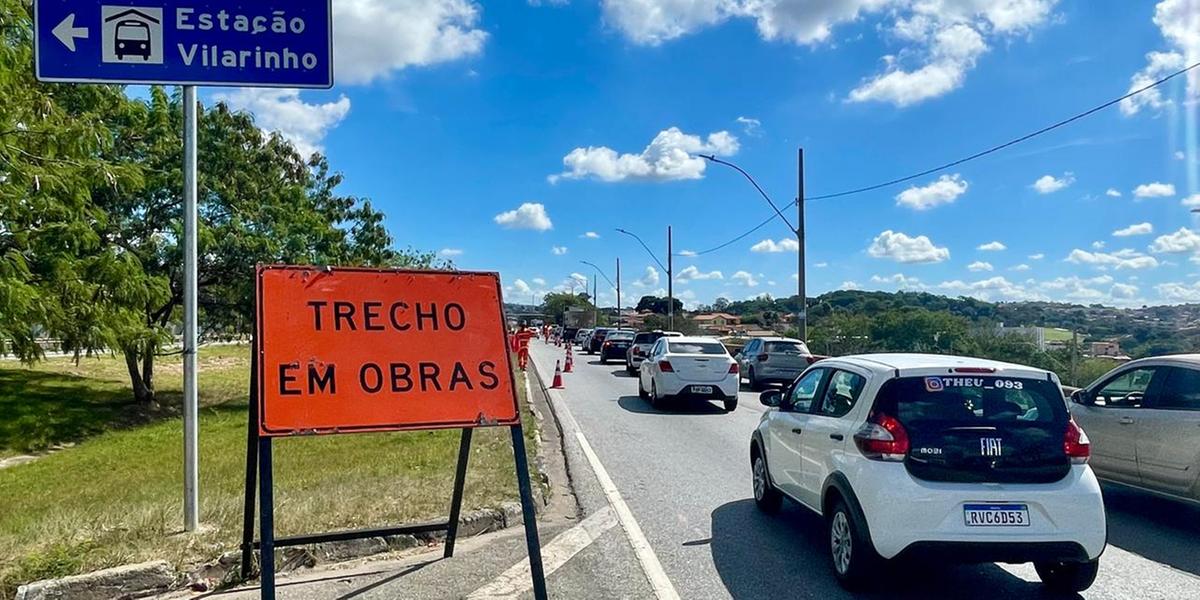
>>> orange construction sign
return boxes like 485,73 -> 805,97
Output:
255,266 -> 519,436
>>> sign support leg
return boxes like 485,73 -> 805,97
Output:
239,352 -> 259,580
510,424 -> 547,600
444,428 -> 473,558
258,437 -> 276,600
182,84 -> 200,532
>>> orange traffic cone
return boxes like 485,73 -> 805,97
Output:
564,346 -> 574,373
551,361 -> 564,388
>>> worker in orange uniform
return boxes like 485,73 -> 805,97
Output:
515,327 -> 535,371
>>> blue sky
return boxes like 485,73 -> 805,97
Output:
207,1 -> 1200,309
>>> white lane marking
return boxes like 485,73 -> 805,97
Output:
573,429 -> 682,600
466,506 -> 618,599
532,343 -> 681,599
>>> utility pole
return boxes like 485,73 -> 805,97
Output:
667,226 -> 674,330
616,258 -> 622,329
796,147 -> 807,343
182,85 -> 200,533
593,275 -> 598,326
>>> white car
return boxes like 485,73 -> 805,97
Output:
637,336 -> 739,411
750,354 -> 1105,592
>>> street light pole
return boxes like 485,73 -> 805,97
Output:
667,226 -> 674,330
796,148 -> 807,342
592,275 -> 598,326
615,227 -> 673,330
182,85 -> 199,533
616,258 -> 622,329
580,260 -> 618,327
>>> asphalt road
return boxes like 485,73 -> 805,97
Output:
528,340 -> 1200,600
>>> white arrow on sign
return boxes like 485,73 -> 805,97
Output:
52,14 -> 89,52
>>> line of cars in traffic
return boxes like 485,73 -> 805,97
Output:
561,326 -> 1200,593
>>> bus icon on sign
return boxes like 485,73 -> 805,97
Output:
101,6 -> 163,64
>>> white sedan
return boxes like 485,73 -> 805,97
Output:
637,336 -> 739,411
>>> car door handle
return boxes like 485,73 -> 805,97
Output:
829,433 -> 844,441
1119,416 -> 1135,425
791,428 -> 803,435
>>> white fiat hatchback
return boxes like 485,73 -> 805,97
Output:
749,354 -> 1106,592
638,336 -> 739,411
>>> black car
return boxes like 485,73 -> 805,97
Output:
586,327 -> 612,354
600,331 -> 635,364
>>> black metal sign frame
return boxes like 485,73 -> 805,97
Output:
239,336 -> 548,599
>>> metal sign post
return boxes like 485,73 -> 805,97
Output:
34,0 -> 334,533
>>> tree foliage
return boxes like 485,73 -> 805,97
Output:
1,1 -> 432,403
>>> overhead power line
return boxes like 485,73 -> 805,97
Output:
689,60 -> 1200,257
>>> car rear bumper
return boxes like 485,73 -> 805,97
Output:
849,463 -> 1107,561
754,364 -> 804,382
658,374 -> 739,399
894,541 -> 1090,564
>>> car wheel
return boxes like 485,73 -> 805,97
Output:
828,499 -> 879,591
650,381 -> 663,410
600,356 -> 608,364
626,364 -> 636,375
723,397 -> 738,412
751,452 -> 782,513
638,376 -> 649,400
1035,559 -> 1100,593
748,367 -> 761,391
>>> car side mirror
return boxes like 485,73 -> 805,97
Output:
1069,389 -> 1089,405
759,390 -> 783,407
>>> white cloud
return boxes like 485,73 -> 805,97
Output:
1029,253 -> 1045,260
1031,173 -> 1074,194
732,270 -> 759,287
551,127 -> 738,183
1176,150 -> 1187,160
495,203 -> 553,231
1113,222 -> 1154,237
814,262 -> 829,268
895,174 -> 968,210
1120,0 -> 1199,116
532,278 -> 547,286
750,238 -> 799,253
602,1 -> 1056,107
1105,188 -> 1122,197
977,241 -> 1007,251
871,273 -> 923,289
868,230 -> 950,263
551,246 -> 568,255
1039,275 -> 1116,302
1150,227 -> 1200,254
1010,263 -> 1031,272
582,231 -> 600,239
1091,240 -> 1106,250
1182,194 -> 1200,208
635,266 -> 661,287
438,248 -> 463,257
510,278 -> 534,296
678,250 -> 698,257
840,281 -> 862,291
1157,281 -> 1200,303
938,276 -> 1044,302
1111,283 -> 1139,299
967,261 -> 993,272
675,265 -> 723,282
1133,182 -> 1176,198
569,272 -> 589,287
1066,248 -> 1160,270
735,116 -> 762,136
213,89 -> 351,159
333,0 -> 487,85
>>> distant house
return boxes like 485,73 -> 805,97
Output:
694,312 -> 741,334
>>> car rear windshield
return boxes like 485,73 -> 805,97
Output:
668,341 -> 727,355
634,332 -> 664,344
764,341 -> 806,354
872,375 -> 1070,484
607,332 -> 634,341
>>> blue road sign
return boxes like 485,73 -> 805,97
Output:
35,0 -> 332,87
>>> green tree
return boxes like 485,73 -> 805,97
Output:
635,295 -> 683,315
541,292 -> 593,325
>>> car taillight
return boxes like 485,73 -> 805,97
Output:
854,412 -> 909,462
951,367 -> 996,373
658,360 -> 674,372
1064,417 -> 1090,464
633,348 -> 643,356
756,354 -> 768,362
728,362 -> 739,374
603,341 -> 611,347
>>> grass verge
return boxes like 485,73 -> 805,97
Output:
0,345 -> 537,598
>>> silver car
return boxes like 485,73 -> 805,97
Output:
736,337 -> 814,390
1070,354 -> 1200,505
